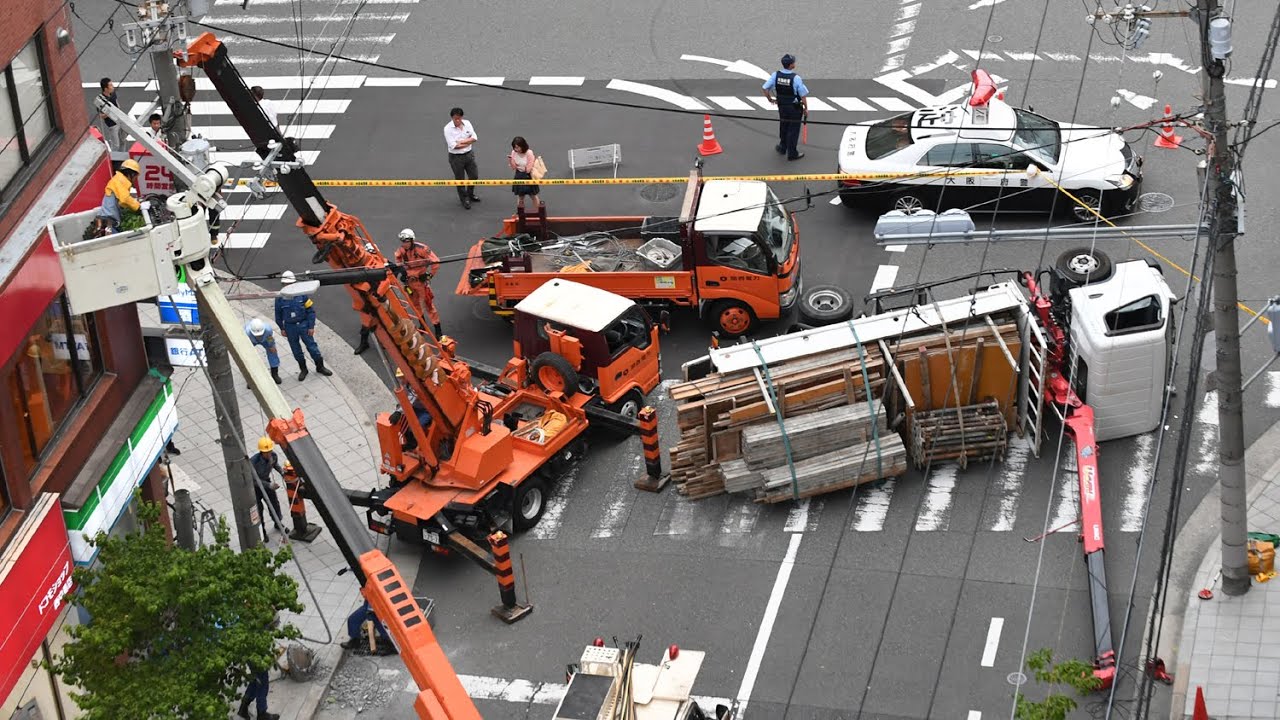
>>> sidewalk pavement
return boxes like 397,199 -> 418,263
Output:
140,283 -> 413,720
1165,419 -> 1280,719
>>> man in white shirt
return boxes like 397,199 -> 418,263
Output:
443,107 -> 481,209
251,85 -> 279,128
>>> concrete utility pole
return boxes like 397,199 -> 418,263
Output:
1197,0 -> 1251,596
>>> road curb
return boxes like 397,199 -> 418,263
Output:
1162,418 -> 1280,718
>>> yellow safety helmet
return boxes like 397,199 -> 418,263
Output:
258,436 -> 274,453
121,158 -> 141,173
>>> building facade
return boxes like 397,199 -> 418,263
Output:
0,2 -> 177,717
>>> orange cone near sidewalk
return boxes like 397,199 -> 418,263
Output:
1154,104 -> 1184,149
1192,686 -> 1209,720
698,114 -> 723,156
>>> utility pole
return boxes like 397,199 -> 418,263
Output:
1197,0 -> 1251,596
125,1 -> 262,550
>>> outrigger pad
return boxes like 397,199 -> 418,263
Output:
634,472 -> 671,493
492,602 -> 533,624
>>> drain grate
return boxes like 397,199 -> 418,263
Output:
640,183 -> 680,203
1137,192 -> 1175,213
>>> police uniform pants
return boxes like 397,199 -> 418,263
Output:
778,104 -> 804,158
285,329 -> 323,365
407,280 -> 441,326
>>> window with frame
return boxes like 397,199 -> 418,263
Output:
705,235 -> 768,275
4,293 -> 103,478
0,34 -> 56,201
972,143 -> 1033,171
921,142 -> 976,167
1104,294 -> 1163,335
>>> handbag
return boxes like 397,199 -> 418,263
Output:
531,155 -> 548,182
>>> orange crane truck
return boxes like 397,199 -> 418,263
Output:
456,165 -> 803,338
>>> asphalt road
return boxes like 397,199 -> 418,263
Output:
77,1 -> 1280,718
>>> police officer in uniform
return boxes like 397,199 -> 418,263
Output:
275,271 -> 334,381
762,54 -> 809,160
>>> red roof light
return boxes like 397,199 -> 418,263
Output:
969,69 -> 997,107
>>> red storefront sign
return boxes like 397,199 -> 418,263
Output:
0,145 -> 113,362
0,496 -> 75,702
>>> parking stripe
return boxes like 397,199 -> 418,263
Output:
980,617 -> 1004,667
707,96 -> 754,111
870,265 -> 899,293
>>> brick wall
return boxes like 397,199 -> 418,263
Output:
0,0 -> 91,240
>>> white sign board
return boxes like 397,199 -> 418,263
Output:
49,333 -> 90,361
136,152 -> 176,196
165,337 -> 206,367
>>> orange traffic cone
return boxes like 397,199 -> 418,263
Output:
1154,104 -> 1183,149
698,114 -> 723,156
1192,685 -> 1210,720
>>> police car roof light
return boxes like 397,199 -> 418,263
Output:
968,70 -> 997,108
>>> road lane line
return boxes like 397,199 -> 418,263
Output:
980,617 -> 1004,666
828,97 -> 876,112
1194,391 -> 1219,474
736,533 -> 803,713
783,498 -> 812,532
870,264 -> 899,293
364,77 -> 423,87
707,96 -> 754,111
968,712 -> 982,720
1120,433 -> 1156,532
914,464 -> 959,532
447,77 -> 504,87
1267,372 -> 1280,407
605,79 -> 709,111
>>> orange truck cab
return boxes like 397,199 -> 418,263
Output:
456,166 -> 802,337
512,279 -> 662,418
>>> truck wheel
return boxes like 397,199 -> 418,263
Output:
1055,247 -> 1113,285
512,478 -> 547,531
707,300 -> 756,338
798,284 -> 854,326
608,389 -> 645,420
530,352 -> 579,395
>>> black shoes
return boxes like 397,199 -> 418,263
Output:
775,144 -> 786,154
270,367 -> 282,385
462,199 -> 471,209
354,329 -> 371,355
470,195 -> 481,203
297,362 -> 308,381
788,152 -> 806,161
315,360 -> 333,377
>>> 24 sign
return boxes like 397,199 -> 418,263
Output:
137,154 -> 175,195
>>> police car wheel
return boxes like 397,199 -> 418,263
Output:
512,478 -> 547,531
1067,191 -> 1104,223
890,191 -> 927,215
839,191 -> 859,208
799,284 -> 855,326
1054,247 -> 1113,285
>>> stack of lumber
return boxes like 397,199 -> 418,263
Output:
909,399 -> 1009,469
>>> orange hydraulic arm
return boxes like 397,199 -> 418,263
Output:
178,34 -> 483,720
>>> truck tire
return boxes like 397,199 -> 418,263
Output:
512,478 -> 547,531
798,284 -> 855,326
1055,247 -> 1113,285
706,300 -> 756,338
608,389 -> 645,420
530,352 -> 579,395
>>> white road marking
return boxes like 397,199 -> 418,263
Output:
590,479 -> 632,539
909,51 -> 964,77
989,435 -> 1032,532
1226,77 -> 1279,89
805,97 -> 837,112
216,0 -> 418,4
229,54 -> 383,67
210,13 -> 409,23
969,0 -> 1008,7
783,498 -> 824,533
1266,372 -> 1280,408
746,96 -> 775,110
852,480 -> 895,531
1051,443 -> 1080,531
1044,52 -> 1083,62
915,464 -> 960,531
235,33 -> 396,44
1003,51 -> 1042,61
220,232 -> 272,249
980,617 -> 1004,666
883,244 -> 908,253
719,497 -> 761,534
192,124 -> 335,141
81,81 -> 147,88
879,0 -> 920,72
446,77 -> 504,87
828,196 -> 844,206
868,96 -> 917,112
167,76 -> 365,91
870,264 -> 899,293
679,54 -> 770,80
654,496 -> 704,536
968,712 -> 982,720
529,76 -> 585,86
1195,391 -> 1220,475
1116,89 -> 1158,110
134,99 -> 352,116
606,79 -> 709,110
218,204 -> 289,221
707,96 -> 754,111
961,49 -> 1006,62
828,97 -> 876,112
211,150 -> 320,166
735,533 -> 803,713
527,467 -> 579,539
364,77 -> 423,87
1120,433 -> 1156,533
874,67 -> 973,108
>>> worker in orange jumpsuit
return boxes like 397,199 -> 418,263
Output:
393,228 -> 442,338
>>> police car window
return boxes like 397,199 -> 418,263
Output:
706,235 -> 768,274
972,144 -> 1031,170
1104,295 -> 1163,335
921,143 -> 975,167
1013,108 -> 1061,165
865,112 -> 915,160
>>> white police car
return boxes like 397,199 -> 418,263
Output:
837,71 -> 1142,222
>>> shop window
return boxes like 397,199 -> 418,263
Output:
3,293 -> 103,478
0,34 -> 57,202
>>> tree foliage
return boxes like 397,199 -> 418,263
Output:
48,500 -> 302,720
1013,648 -> 1104,720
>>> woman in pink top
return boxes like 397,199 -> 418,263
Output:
508,136 -> 541,209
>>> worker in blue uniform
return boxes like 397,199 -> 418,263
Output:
244,317 -> 283,385
762,54 -> 810,161
275,270 -> 333,381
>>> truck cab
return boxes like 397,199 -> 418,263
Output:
512,279 -> 662,417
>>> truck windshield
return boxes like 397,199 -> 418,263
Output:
760,188 -> 794,265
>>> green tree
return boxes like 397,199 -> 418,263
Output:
48,500 -> 302,720
1013,648 -> 1104,720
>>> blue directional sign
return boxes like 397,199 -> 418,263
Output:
157,286 -> 200,325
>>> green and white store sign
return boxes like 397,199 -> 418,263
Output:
62,372 -> 178,565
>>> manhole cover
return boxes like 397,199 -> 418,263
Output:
1007,671 -> 1027,687
1137,192 -> 1175,213
988,35 -> 1003,43
640,183 -> 680,203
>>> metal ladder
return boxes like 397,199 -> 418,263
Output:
1021,316 -> 1050,458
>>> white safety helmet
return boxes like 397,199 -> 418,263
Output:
248,318 -> 266,337
398,228 -> 415,241
280,270 -> 296,285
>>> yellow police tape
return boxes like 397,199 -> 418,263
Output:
233,169 -> 1006,188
